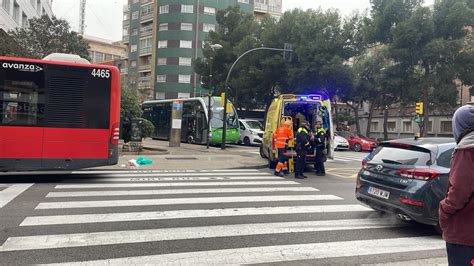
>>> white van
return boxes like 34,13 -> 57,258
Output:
239,119 -> 264,146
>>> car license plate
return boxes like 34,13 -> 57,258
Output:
368,187 -> 390,200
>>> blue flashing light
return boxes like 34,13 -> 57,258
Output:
309,95 -> 321,101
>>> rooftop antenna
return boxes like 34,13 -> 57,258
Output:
79,0 -> 86,35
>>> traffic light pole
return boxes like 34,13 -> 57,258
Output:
221,47 -> 292,150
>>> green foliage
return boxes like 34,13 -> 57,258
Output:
120,84 -> 143,143
334,111 -> 356,126
141,119 -> 155,139
1,15 -> 90,60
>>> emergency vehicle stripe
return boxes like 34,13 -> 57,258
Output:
35,195 -> 343,209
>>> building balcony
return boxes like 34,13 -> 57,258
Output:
122,35 -> 129,43
120,68 -> 128,75
140,13 -> 154,22
140,0 -> 153,5
123,19 -> 130,26
139,47 -> 152,56
138,64 -> 151,72
138,77 -> 152,90
123,4 -> 130,12
140,29 -> 153,37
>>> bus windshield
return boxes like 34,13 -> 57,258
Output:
211,99 -> 238,129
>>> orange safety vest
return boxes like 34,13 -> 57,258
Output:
273,125 -> 292,149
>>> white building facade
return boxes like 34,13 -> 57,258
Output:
0,0 -> 53,32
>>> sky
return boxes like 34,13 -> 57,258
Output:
52,0 -> 435,42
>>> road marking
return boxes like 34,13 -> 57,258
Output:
45,236 -> 444,265
68,175 -> 281,182
35,195 -> 342,209
54,181 -> 300,189
70,172 -> 272,177
2,218 -> 402,251
71,169 -> 262,175
46,187 -> 319,198
21,204 -> 370,226
0,184 -> 34,208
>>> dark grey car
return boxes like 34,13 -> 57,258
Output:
355,138 -> 455,231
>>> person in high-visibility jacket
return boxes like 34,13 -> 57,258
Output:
313,121 -> 327,176
272,120 -> 292,177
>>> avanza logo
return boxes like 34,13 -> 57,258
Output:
2,62 -> 43,72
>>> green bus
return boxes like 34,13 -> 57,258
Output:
142,97 -> 240,145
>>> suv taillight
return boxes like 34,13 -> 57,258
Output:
362,159 -> 368,170
110,123 -> 119,145
397,169 -> 440,181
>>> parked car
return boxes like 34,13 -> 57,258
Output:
355,138 -> 455,233
239,119 -> 264,146
334,133 -> 350,151
336,131 -> 378,152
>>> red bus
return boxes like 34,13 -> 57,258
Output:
0,54 -> 120,171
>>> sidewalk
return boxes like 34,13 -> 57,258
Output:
95,139 -> 268,170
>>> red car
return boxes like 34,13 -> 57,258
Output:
336,131 -> 378,152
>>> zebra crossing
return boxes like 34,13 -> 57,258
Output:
0,183 -> 33,208
0,169 -> 445,264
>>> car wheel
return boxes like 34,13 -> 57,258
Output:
244,137 -> 251,146
186,133 -> 195,144
260,145 -> 267,158
354,143 -> 362,152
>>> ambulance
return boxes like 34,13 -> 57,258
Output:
260,94 -> 334,170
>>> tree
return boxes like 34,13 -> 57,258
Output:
2,15 -> 90,60
390,1 -> 474,136
120,84 -> 143,143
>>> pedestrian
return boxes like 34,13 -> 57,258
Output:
439,104 -> 474,266
294,121 -> 311,179
313,121 -> 327,176
272,120 -> 292,177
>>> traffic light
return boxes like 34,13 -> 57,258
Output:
220,92 -> 225,107
415,102 -> 423,115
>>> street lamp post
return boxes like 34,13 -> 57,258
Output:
221,47 -> 292,150
206,44 -> 223,149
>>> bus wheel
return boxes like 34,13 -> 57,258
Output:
186,133 -> 195,144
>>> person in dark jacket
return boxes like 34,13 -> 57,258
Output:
439,104 -> 474,266
294,121 -> 311,179
313,121 -> 327,176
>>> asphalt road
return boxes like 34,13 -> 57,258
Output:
0,148 -> 447,265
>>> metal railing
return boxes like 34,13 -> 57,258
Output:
140,29 -> 153,37
140,12 -> 153,22
140,0 -> 153,4
122,35 -> 129,42
139,47 -> 152,55
138,64 -> 151,71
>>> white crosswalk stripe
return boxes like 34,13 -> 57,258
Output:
0,183 -> 34,208
1,169 -> 445,265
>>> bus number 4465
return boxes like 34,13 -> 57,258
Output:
91,68 -> 110,78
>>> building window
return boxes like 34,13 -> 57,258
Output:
159,23 -> 168,31
131,44 -> 138,52
158,40 -> 167,48
157,58 -> 167,65
2,0 -> 10,13
22,12 -> 28,27
179,57 -> 192,66
178,92 -> 190,99
203,23 -> 215,32
426,120 -> 433,133
238,0 -> 249,3
131,11 -> 139,20
370,121 -> 379,132
157,75 -> 166,83
131,28 -> 138,36
123,13 -> 129,21
402,121 -> 413,133
440,121 -> 452,133
204,6 -> 216,15
180,40 -> 192,48
139,38 -> 152,48
132,0 -> 139,3
130,60 -> 137,68
179,75 -> 191,84
387,121 -> 397,132
181,4 -> 193,13
159,5 -> 169,14
141,5 -> 153,16
123,26 -> 129,36
156,92 -> 165,100
181,23 -> 193,31
13,1 -> 20,23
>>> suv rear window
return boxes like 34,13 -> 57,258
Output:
368,145 -> 432,166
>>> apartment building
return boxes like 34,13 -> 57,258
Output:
0,0 -> 53,32
122,0 -> 282,101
